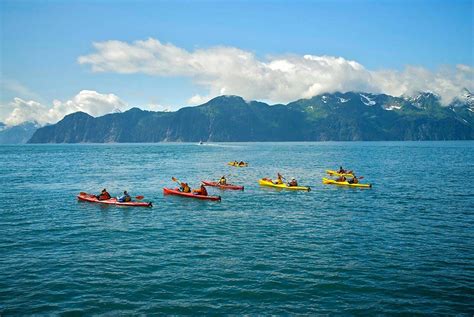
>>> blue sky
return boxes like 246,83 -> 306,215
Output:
0,0 -> 473,123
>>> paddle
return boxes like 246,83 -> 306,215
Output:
171,177 -> 182,186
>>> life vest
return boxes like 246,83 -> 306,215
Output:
181,184 -> 191,193
98,192 -> 111,200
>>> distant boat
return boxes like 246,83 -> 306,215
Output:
199,141 -> 204,145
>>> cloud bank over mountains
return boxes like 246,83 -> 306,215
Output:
3,90 -> 127,126
2,38 -> 472,126
78,38 -> 473,105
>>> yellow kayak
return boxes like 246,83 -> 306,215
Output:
258,179 -> 311,191
228,162 -> 248,167
326,169 -> 354,177
322,177 -> 372,188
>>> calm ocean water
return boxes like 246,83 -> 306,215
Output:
1,142 -> 473,315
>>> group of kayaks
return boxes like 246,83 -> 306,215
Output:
77,164 -> 371,208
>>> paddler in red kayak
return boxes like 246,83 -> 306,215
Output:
192,184 -> 208,196
117,190 -> 132,202
179,182 -> 191,193
96,188 -> 111,200
219,175 -> 227,185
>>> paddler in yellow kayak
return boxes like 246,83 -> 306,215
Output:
273,173 -> 284,184
288,178 -> 298,187
348,175 -> 359,184
336,175 -> 347,182
338,166 -> 353,175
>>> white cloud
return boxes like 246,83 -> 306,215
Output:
78,38 -> 474,105
2,90 -> 127,126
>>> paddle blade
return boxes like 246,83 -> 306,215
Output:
171,176 -> 182,185
79,192 -> 87,196
359,176 -> 364,180
135,195 -> 144,200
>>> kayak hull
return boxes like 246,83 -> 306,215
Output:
77,193 -> 152,207
322,177 -> 372,188
202,181 -> 244,190
258,179 -> 311,191
163,188 -> 221,201
326,169 -> 354,177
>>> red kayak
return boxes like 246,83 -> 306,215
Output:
163,188 -> 221,201
202,181 -> 244,190
77,192 -> 152,207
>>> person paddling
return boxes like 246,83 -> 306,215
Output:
97,188 -> 111,200
219,175 -> 227,185
348,175 -> 359,184
193,184 -> 208,196
118,190 -> 132,202
338,166 -> 346,174
336,175 -> 347,182
288,178 -> 298,187
180,182 -> 191,193
274,173 -> 284,184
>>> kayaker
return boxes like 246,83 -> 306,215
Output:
239,161 -> 246,166
97,189 -> 111,200
288,178 -> 298,187
336,175 -> 346,182
348,175 -> 359,184
338,166 -> 346,174
193,184 -> 208,196
219,175 -> 227,185
274,173 -> 284,184
180,182 -> 191,193
118,191 -> 132,202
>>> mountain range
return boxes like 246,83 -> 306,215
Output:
22,90 -> 474,143
0,122 -> 40,144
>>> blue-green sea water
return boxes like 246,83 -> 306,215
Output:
1,142 -> 473,315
